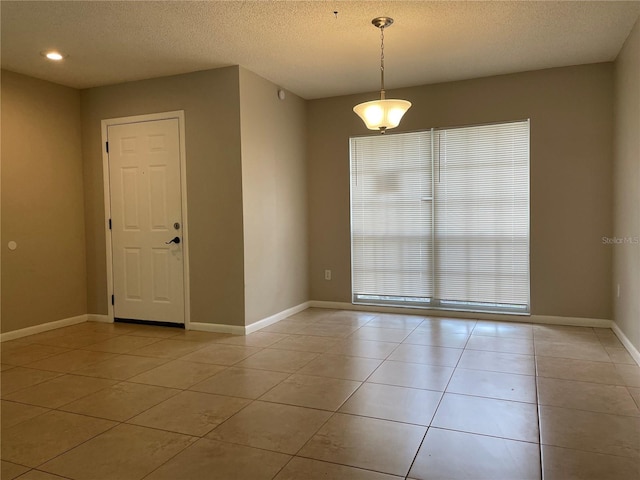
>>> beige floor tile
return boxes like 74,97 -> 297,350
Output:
1,400 -> 49,429
34,332 -> 118,349
178,343 -> 261,365
60,381 -> 180,421
534,340 -> 610,362
39,424 -> 194,480
131,338 -> 208,358
388,343 -> 462,367
73,354 -> 169,380
274,457 -> 401,480
128,390 -> 249,436
542,444 -> 640,480
537,376 -> 639,416
81,335 -> 162,354
539,405 -> 640,458
3,374 -> 117,408
297,323 -> 360,338
81,322 -> 137,335
297,354 -> 382,381
416,317 -> 476,335
607,347 -> 637,364
1,410 -> 115,467
0,461 -> 30,480
144,438 -> 290,480
447,368 -> 537,403
0,368 -> 62,396
235,348 -> 319,373
169,330 -> 232,343
403,331 -> 470,348
282,309 -> 328,325
317,317 -> 372,328
629,386 -> 640,408
533,325 -> 600,344
465,335 -> 534,355
214,331 -> 289,347
349,327 -> 412,343
598,335 -> 625,348
471,320 -> 533,339
339,383 -> 441,425
299,413 -> 426,476
270,335 -> 339,353
261,320 -> 309,334
127,359 -> 226,389
614,364 -> 640,387
364,314 -> 424,330
261,374 -> 361,411
594,330 -> 624,348
208,400 -> 330,454
536,356 -> 625,384
409,428 -> 540,480
33,331 -> 116,348
24,349 -> 117,373
117,324 -> 183,339
367,360 -> 453,391
327,339 -> 398,359
432,393 -> 539,442
189,367 -> 288,398
1,344 -> 69,366
12,470 -> 68,480
458,349 -> 535,375
323,310 -> 372,322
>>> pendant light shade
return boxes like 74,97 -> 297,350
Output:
354,17 -> 411,134
353,98 -> 412,132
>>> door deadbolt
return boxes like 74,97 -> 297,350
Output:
165,236 -> 181,245
173,222 -> 180,230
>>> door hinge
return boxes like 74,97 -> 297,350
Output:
105,141 -> 109,153
111,295 -> 114,306
108,218 -> 112,230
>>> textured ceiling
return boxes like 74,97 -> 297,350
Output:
2,1 -> 639,99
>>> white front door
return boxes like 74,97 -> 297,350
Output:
107,118 -> 185,324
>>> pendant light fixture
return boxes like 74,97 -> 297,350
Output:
353,17 -> 411,134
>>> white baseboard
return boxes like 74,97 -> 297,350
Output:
87,314 -> 111,323
308,301 -> 612,328
189,322 -> 245,335
1,314 -> 88,342
245,301 -> 311,334
611,322 -> 640,366
189,301 -> 311,336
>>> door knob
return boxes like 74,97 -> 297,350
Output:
165,236 -> 181,245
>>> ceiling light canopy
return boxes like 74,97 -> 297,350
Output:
353,17 -> 411,134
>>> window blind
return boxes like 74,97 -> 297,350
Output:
350,131 -> 434,306
350,120 -> 530,314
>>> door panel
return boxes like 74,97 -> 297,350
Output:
108,118 -> 184,324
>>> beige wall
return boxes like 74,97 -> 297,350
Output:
81,67 -> 246,326
613,18 -> 640,351
1,70 -> 87,333
239,68 -> 308,325
308,64 -> 614,320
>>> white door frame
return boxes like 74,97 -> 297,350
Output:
101,111 -> 190,329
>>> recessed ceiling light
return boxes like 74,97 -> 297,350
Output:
41,50 -> 66,61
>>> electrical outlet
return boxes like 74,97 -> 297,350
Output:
324,269 -> 332,281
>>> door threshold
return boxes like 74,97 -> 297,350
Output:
115,318 -> 185,329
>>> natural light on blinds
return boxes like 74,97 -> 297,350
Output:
350,120 -> 530,314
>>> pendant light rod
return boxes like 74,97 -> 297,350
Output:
373,16 -> 393,99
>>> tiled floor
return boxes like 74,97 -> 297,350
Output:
1,308 -> 639,480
